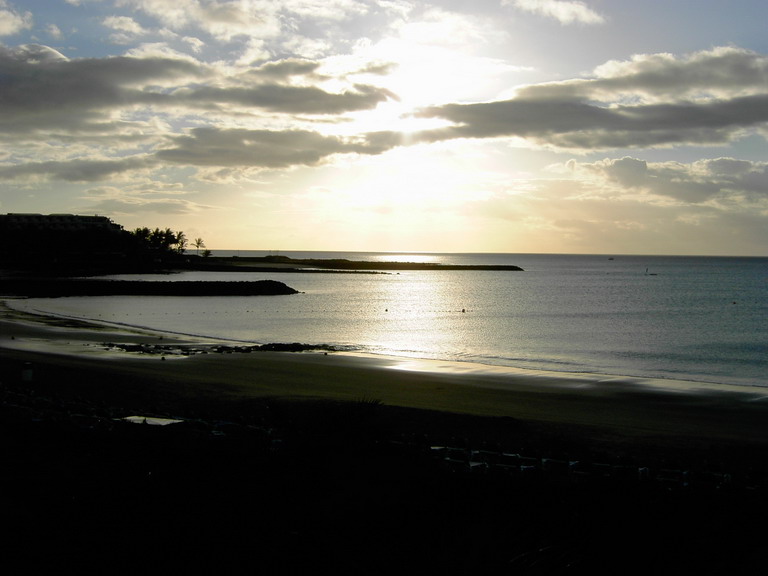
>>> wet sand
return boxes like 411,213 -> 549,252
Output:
3,300 -> 767,451
2,301 -> 768,573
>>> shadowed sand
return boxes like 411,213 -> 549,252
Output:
3,299 -> 768,452
3,300 -> 768,573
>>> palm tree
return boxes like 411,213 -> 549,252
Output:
148,227 -> 164,250
193,237 -> 205,256
175,230 -> 187,254
132,227 -> 151,243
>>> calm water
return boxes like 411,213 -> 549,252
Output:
11,253 -> 768,388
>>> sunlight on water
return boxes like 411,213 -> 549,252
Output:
369,253 -> 440,264
11,254 -> 768,388
354,271 -> 468,356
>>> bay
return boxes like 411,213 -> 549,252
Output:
11,253 -> 768,388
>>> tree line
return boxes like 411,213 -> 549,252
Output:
129,227 -> 210,258
0,215 -> 210,274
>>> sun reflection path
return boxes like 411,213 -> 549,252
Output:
370,253 -> 440,264
348,269 -> 470,360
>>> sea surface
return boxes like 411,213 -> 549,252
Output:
10,252 -> 768,388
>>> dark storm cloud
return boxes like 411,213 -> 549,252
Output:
156,127 -> 386,169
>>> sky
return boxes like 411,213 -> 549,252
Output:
1,0 -> 767,255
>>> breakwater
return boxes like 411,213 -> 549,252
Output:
197,255 -> 524,271
0,278 -> 298,297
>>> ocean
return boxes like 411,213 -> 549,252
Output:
10,252 -> 768,388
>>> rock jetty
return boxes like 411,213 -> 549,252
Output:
0,278 -> 298,297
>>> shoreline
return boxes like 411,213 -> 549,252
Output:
4,295 -> 765,395
3,298 -> 768,449
3,298 -> 768,572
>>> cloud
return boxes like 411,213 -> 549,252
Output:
0,45 -> 394,140
76,180 -> 219,216
396,6 -> 499,46
569,156 -> 768,205
177,82 -> 395,114
0,1 -> 32,36
182,36 -> 205,53
4,40 -> 768,187
251,58 -> 324,80
85,196 -> 209,215
116,0 -> 413,61
103,15 -> 149,44
507,0 -> 605,25
118,0 -> 283,42
280,0 -> 370,21
463,156 -> 768,254
0,41 -> 400,180
413,47 -> 768,151
156,127 -> 387,169
0,156 -> 156,182
120,0 -> 374,41
549,46 -> 768,103
0,44 -> 203,133
46,24 -> 63,40
592,157 -> 649,188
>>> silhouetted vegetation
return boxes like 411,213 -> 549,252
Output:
0,213 -> 522,276
0,214 -> 201,275
130,226 -> 188,255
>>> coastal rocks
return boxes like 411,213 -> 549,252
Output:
197,254 -> 525,272
0,278 -> 299,297
100,341 -> 340,356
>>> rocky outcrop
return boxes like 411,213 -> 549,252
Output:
0,279 -> 298,297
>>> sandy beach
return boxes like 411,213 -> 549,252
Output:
3,300 -> 768,451
2,300 -> 767,573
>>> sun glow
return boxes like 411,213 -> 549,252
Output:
320,12 -> 524,139
327,99 -> 453,139
370,253 -> 440,264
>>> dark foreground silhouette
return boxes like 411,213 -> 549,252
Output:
1,352 -> 765,575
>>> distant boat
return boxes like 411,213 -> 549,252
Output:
645,268 -> 658,276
